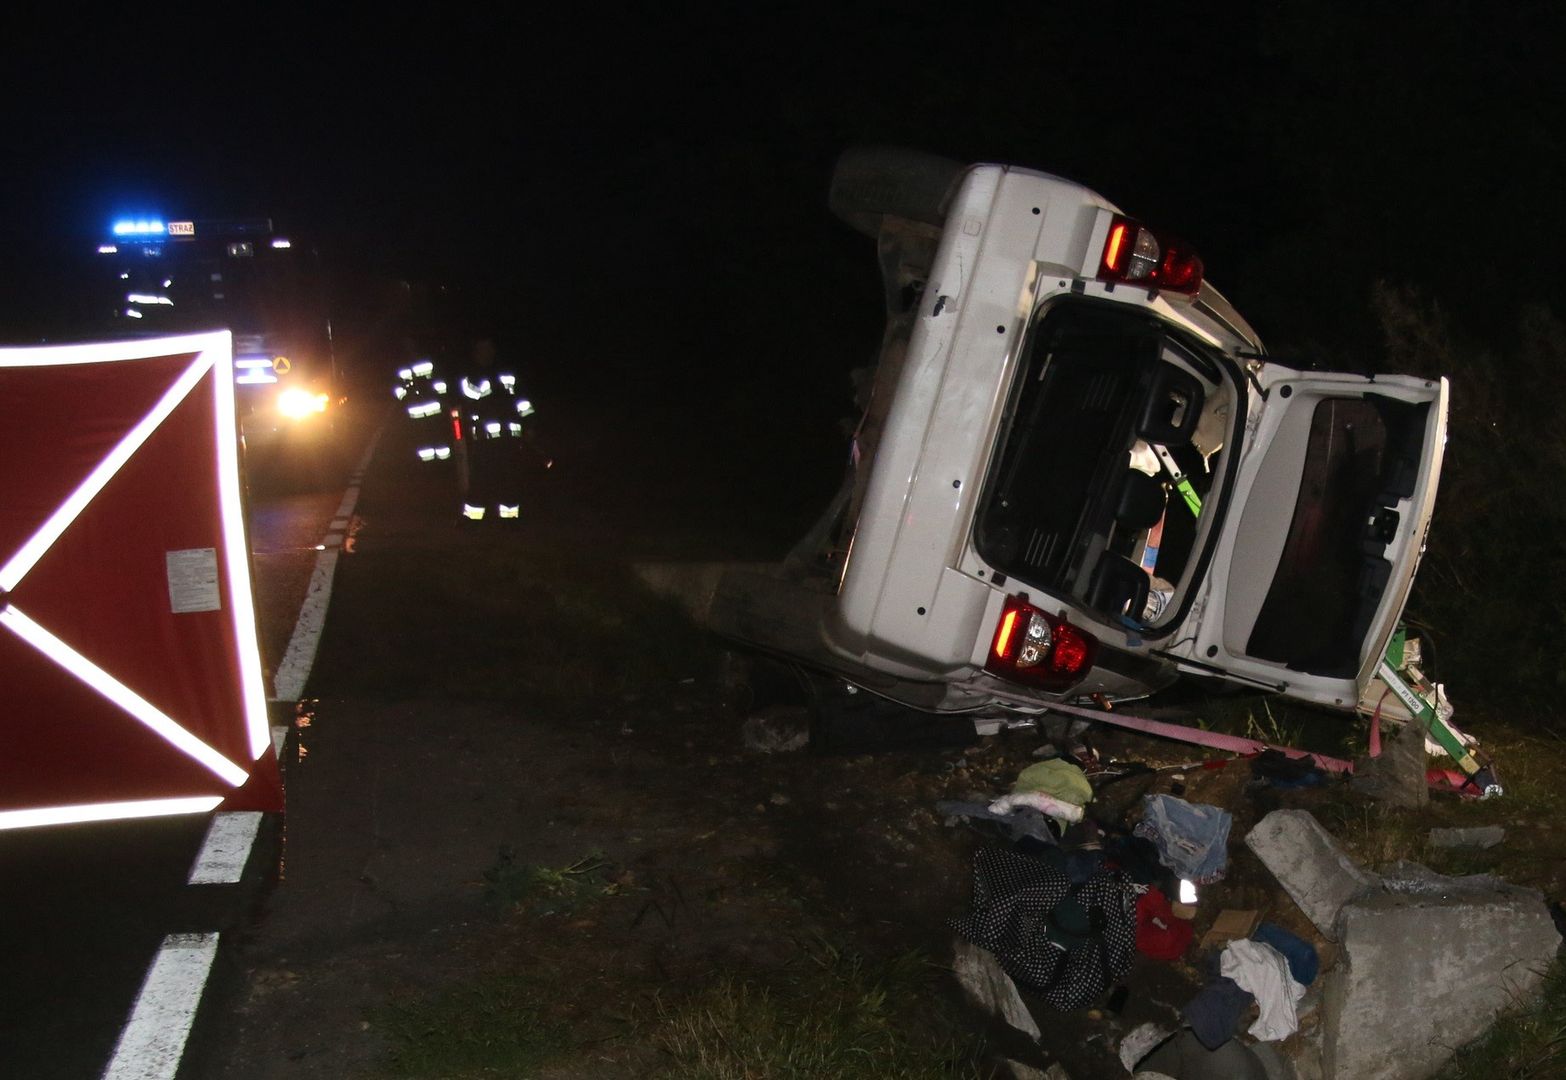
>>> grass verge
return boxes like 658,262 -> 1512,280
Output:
647,945 -> 989,1080
373,942 -> 991,1079
1436,956 -> 1566,1079
374,972 -> 575,1078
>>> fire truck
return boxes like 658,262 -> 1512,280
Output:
92,216 -> 341,479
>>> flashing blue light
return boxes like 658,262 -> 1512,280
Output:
111,219 -> 167,237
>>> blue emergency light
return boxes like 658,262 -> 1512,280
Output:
111,219 -> 167,237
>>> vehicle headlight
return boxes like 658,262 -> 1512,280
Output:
278,389 -> 330,419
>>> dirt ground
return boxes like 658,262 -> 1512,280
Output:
205,406 -> 1553,1079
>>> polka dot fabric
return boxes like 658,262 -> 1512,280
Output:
951,846 -> 1139,1011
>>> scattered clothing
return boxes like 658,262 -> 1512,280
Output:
989,790 -> 1085,824
1103,833 -> 1169,888
1181,976 -> 1255,1050
1251,922 -> 1319,987
1250,749 -> 1327,789
1219,939 -> 1304,1042
1013,758 -> 1094,806
1136,888 -> 1194,960
951,846 -> 1139,1011
936,800 -> 1060,846
1134,795 -> 1232,884
1136,1029 -> 1269,1080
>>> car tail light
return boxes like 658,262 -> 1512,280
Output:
984,595 -> 1096,690
1098,214 -> 1203,295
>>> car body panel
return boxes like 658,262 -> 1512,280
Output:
722,155 -> 1448,718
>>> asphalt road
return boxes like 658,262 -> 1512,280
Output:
0,406 -> 378,1080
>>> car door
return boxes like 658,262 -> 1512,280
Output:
1162,366 -> 1448,709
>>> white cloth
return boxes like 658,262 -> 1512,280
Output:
1220,939 -> 1305,1042
987,790 -> 1085,823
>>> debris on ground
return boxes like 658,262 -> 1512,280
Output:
739,704 -> 810,753
1428,824 -> 1505,850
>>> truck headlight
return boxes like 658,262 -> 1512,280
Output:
278,389 -> 329,419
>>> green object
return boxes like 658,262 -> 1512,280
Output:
1386,625 -> 1407,670
1175,476 -> 1203,516
1014,758 -> 1094,806
1378,626 -> 1497,795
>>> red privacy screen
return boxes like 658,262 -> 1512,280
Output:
0,333 -> 279,828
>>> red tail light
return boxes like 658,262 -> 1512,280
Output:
1098,214 -> 1203,295
984,595 -> 1096,690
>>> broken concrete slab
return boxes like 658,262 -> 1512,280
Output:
1321,870 -> 1562,1079
1244,811 -> 1380,940
1428,825 -> 1504,850
1350,717 -> 1428,809
952,938 -> 1041,1042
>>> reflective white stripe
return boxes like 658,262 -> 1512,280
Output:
188,811 -> 264,884
396,367 -> 413,380
460,377 -> 492,399
1,353 -> 211,592
411,360 -> 434,376
462,504 -> 485,520
516,398 -> 535,417
234,358 -> 274,369
235,371 -> 277,385
484,421 -> 501,436
0,796 -> 221,831
211,340 -> 273,760
0,606 -> 250,787
406,401 -> 440,419
498,504 -> 519,519
417,448 -> 436,461
126,293 -> 174,306
393,386 -> 407,400
432,380 -> 447,394
435,446 -> 451,460
508,422 -> 522,435
498,373 -> 515,390
101,932 -> 219,1080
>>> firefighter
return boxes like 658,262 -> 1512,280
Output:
454,337 -> 544,522
393,357 -> 453,463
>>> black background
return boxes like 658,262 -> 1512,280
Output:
3,3 -> 1562,462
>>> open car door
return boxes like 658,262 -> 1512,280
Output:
1163,367 -> 1448,709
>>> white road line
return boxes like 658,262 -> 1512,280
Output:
101,933 -> 219,1080
188,811 -> 264,885
269,423 -> 384,703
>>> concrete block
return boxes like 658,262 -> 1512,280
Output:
952,938 -> 1040,1041
1245,811 -> 1380,940
1428,825 -> 1504,850
1321,875 -> 1561,1079
1350,717 -> 1429,808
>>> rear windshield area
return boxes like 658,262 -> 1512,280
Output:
974,301 -> 1238,631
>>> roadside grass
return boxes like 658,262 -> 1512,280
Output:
647,944 -> 990,1080
372,939 -> 992,1080
373,971 -> 575,1079
1435,955 -> 1566,1079
481,848 -> 623,917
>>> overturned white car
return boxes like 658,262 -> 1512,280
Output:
709,148 -> 1446,721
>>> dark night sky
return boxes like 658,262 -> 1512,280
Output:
3,4 -> 1563,419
